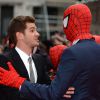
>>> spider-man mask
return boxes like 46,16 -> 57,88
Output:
63,4 -> 93,43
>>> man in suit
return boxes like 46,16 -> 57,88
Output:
0,16 -> 74,100
0,16 -> 52,100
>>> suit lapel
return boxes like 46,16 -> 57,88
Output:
32,54 -> 41,82
9,49 -> 30,80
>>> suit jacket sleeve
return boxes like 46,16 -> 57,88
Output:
20,49 -> 78,100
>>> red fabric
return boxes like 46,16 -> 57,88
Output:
93,35 -> 100,44
63,4 -> 93,43
0,62 -> 26,89
49,45 -> 67,70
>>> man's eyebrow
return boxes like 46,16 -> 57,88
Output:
29,27 -> 37,29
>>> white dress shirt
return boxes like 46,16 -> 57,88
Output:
15,47 -> 37,83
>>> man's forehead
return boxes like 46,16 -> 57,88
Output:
26,22 -> 36,29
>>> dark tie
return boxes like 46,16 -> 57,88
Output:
28,57 -> 35,83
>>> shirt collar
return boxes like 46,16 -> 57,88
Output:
15,47 -> 31,61
72,39 -> 80,45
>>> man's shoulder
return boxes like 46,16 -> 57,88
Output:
0,49 -> 13,62
32,53 -> 44,61
0,53 -> 8,60
0,54 -> 10,69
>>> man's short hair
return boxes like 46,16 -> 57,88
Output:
7,16 -> 35,46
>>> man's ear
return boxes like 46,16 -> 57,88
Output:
16,32 -> 24,40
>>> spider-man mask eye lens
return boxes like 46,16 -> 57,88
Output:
63,16 -> 69,28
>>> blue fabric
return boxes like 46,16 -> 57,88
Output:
20,39 -> 100,100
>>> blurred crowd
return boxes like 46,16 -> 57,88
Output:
0,30 -> 69,55
1,31 -> 100,55
0,31 -> 68,79
0,30 -> 100,81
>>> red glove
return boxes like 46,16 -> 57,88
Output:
0,62 -> 26,89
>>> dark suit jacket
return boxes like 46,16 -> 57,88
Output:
0,48 -> 51,100
20,39 -> 100,100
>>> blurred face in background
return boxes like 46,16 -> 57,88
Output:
0,45 -> 4,54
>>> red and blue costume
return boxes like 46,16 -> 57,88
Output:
0,4 -> 100,100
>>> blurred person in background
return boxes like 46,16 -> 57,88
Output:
93,35 -> 100,44
51,31 -> 68,46
49,45 -> 67,70
1,36 -> 10,54
0,44 -> 4,54
49,45 -> 67,80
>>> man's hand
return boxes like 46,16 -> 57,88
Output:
0,62 -> 26,89
63,87 -> 75,98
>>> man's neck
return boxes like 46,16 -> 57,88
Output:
16,44 -> 33,56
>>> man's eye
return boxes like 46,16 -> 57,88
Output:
30,30 -> 34,32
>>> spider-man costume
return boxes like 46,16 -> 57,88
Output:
63,4 -> 93,43
49,45 -> 67,70
49,45 -> 67,80
1,4 -> 100,100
